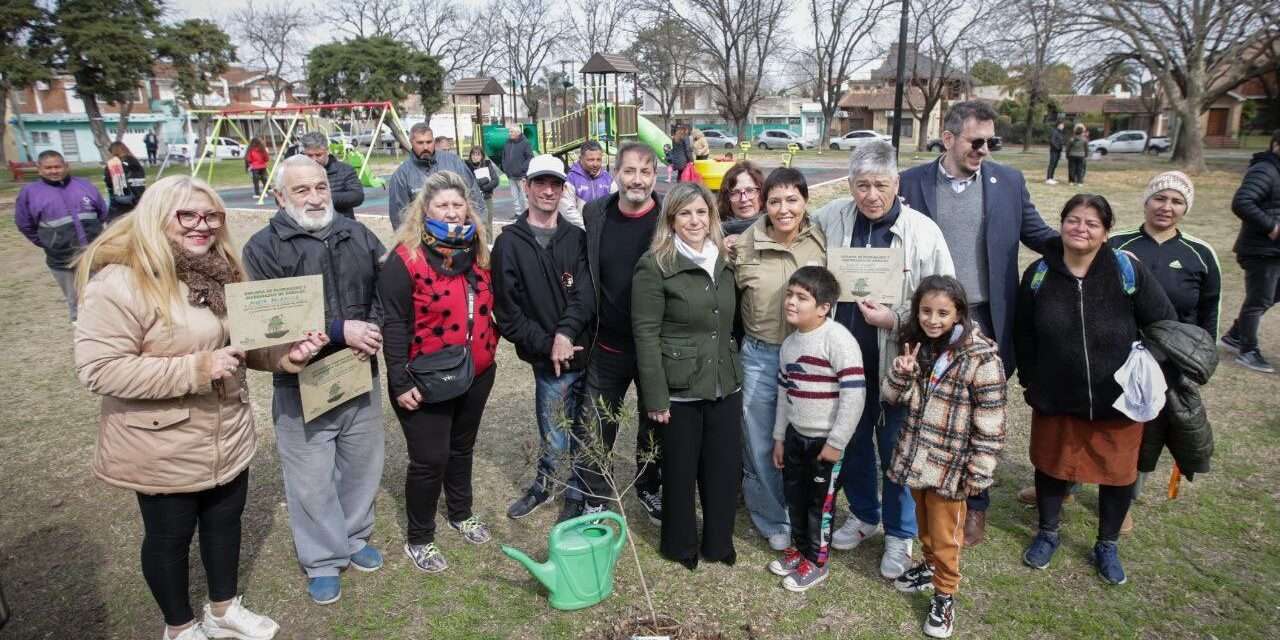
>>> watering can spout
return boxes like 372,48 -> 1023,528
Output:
502,545 -> 558,591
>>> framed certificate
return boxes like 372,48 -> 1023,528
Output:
225,274 -> 325,350
298,349 -> 373,423
827,247 -> 905,306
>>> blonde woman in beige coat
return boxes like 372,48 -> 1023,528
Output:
73,175 -> 328,640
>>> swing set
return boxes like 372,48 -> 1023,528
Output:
189,101 -> 408,204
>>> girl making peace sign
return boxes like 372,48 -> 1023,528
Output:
880,275 -> 1009,639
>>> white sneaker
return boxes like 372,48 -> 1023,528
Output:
163,624 -> 210,640
880,535 -> 914,579
1045,179 -> 1058,185
831,514 -> 882,550
202,596 -> 279,640
767,533 -> 791,551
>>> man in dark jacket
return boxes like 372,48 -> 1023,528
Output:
242,155 -> 387,606
1046,121 -> 1065,184
501,124 -> 534,217
898,100 -> 1058,545
568,141 -> 665,525
386,123 -> 485,229
14,150 -> 108,321
1221,129 -> 1280,374
299,131 -> 365,219
143,130 -> 159,165
492,154 -> 595,519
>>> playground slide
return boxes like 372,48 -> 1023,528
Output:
636,116 -> 672,164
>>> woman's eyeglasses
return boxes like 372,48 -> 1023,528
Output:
729,187 -> 760,201
175,209 -> 226,230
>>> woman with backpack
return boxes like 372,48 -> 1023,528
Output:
1014,194 -> 1175,586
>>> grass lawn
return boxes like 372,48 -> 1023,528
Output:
0,149 -> 1277,639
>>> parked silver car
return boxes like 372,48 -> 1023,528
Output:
699,128 -> 739,149
754,129 -> 814,150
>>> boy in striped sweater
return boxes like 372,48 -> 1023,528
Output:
768,266 -> 866,592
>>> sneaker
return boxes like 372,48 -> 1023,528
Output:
1022,530 -> 1061,570
1219,331 -> 1241,354
766,532 -> 791,552
1235,349 -> 1276,374
404,542 -> 448,573
831,514 -> 882,550
449,516 -> 492,544
163,624 -> 210,640
349,545 -> 383,572
556,499 -> 584,523
767,547 -> 804,576
636,490 -> 663,526
305,576 -> 341,605
894,561 -> 935,593
923,593 -> 955,638
1045,178 -> 1058,185
782,559 -> 829,592
880,535 -> 914,579
202,596 -> 279,640
507,486 -> 550,519
1090,540 -> 1127,585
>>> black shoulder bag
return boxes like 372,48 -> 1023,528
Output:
405,275 -> 475,403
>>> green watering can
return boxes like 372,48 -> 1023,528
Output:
501,511 -> 627,611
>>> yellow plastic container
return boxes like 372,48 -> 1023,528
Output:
693,159 -> 735,191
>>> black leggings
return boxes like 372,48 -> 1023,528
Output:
251,169 -> 268,195
659,393 -> 742,565
136,470 -> 248,626
394,366 -> 496,545
1035,470 -> 1133,542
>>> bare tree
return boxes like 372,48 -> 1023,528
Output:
901,0 -> 988,150
229,0 -> 309,107
793,0 -> 889,148
406,0 -> 499,83
649,0 -> 790,140
494,0 -> 569,121
319,0 -> 411,40
627,18 -> 697,133
1085,0 -> 1279,173
995,0 -> 1080,152
566,0 -> 631,60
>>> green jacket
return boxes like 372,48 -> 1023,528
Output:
631,249 -> 742,412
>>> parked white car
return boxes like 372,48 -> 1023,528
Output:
1089,130 -> 1171,155
755,129 -> 814,150
828,129 -> 892,151
166,137 -> 244,161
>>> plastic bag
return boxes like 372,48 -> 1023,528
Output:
1112,341 -> 1167,422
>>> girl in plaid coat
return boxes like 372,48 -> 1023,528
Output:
881,275 -> 1007,639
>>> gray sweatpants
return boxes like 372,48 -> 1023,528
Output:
272,377 -> 386,578
50,267 -> 77,321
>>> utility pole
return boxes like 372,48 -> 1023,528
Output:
890,0 -> 910,154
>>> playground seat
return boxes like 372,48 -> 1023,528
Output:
7,160 -> 36,181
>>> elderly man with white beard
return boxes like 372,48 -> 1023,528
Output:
241,155 -> 388,606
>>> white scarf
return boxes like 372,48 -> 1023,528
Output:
674,235 -> 719,281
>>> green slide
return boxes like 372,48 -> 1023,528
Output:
636,115 -> 672,162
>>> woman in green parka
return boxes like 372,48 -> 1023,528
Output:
632,182 -> 743,570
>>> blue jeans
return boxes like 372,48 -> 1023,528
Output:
534,368 -> 585,503
740,336 -> 789,538
840,397 -> 917,540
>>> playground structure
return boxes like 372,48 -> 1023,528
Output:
188,101 -> 408,204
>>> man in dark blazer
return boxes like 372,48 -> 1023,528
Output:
898,100 -> 1057,546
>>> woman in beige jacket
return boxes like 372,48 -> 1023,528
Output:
73,175 -> 327,640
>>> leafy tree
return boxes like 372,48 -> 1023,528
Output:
51,0 -> 163,159
969,59 -> 1008,86
306,36 -> 445,115
0,0 -> 52,162
627,18 -> 698,133
157,19 -> 237,157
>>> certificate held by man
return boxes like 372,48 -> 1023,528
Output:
827,247 -> 905,305
226,274 -> 325,350
298,349 -> 374,422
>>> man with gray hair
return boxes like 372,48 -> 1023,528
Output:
298,131 -> 365,219
812,140 -> 954,581
502,124 -> 535,217
897,100 -> 1056,546
242,154 -> 388,606
386,122 -> 485,228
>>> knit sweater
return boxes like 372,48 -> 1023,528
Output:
773,319 -> 866,450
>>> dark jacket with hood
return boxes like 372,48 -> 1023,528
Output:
466,156 -> 501,195
242,210 -> 386,386
1138,320 -> 1217,478
1014,238 -> 1176,422
386,150 -> 485,229
501,135 -> 534,179
103,156 -> 147,221
324,156 -> 366,218
491,213 -> 595,371
1231,150 -> 1280,260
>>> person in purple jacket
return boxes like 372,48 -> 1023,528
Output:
559,140 -> 616,228
15,150 -> 108,321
